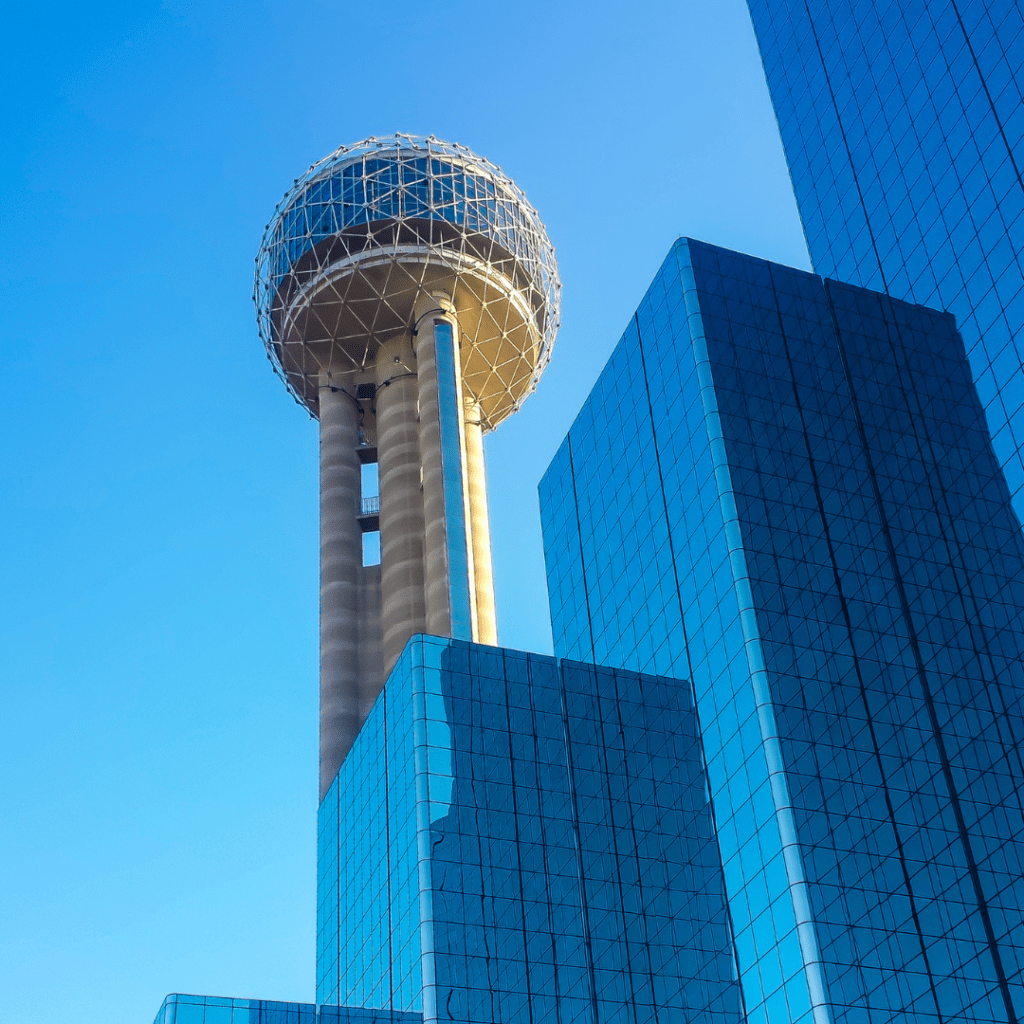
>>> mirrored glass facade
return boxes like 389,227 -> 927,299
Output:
745,0 -> 1024,520
317,636 -> 741,1024
540,238 -> 1024,1024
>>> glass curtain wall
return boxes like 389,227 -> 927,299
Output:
541,238 -> 1024,1024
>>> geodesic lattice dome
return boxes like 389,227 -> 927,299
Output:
254,134 -> 560,427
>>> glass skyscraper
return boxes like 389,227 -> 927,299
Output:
744,0 -> 1024,519
540,238 -> 1024,1024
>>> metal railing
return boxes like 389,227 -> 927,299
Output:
359,495 -> 380,516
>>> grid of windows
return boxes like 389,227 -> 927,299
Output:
540,238 -> 1024,1024
316,636 -> 741,1024
746,0 -> 1024,521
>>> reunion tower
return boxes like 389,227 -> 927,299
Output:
255,135 -> 560,797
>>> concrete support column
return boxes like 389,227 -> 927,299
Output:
318,378 -> 362,800
375,335 -> 427,674
415,294 -> 455,637
463,400 -> 497,645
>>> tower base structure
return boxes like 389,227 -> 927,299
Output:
314,294 -> 504,797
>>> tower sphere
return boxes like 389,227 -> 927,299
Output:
254,134 -> 560,428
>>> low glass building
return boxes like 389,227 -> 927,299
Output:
540,238 -> 1024,1024
152,994 -> 418,1024
316,636 -> 741,1024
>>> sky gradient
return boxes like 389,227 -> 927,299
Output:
0,2 -> 808,1022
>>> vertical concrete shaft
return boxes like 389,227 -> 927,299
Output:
318,380 -> 362,800
375,335 -> 427,674
463,400 -> 497,645
415,295 -> 455,637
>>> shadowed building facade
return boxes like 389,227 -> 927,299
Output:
541,239 -> 1024,1024
744,0 -> 1024,521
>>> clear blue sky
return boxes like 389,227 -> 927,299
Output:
0,2 -> 809,1022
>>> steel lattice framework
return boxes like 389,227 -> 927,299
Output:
254,134 -> 560,428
